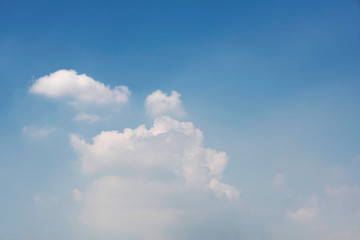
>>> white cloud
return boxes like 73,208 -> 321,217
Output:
22,125 -> 55,138
145,90 -> 185,117
29,69 -> 130,106
287,207 -> 318,224
72,189 -> 82,202
65,90 -> 238,237
208,178 -> 240,199
286,194 -> 319,225
73,112 -> 103,123
79,176 -> 179,239
272,173 -> 285,190
70,116 -> 239,199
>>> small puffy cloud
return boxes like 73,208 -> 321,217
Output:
287,207 -> 318,224
80,176 -> 179,239
22,125 -> 55,138
72,189 -> 82,202
272,173 -> 285,190
33,196 -> 44,204
29,69 -> 130,106
70,116 -> 238,199
73,112 -> 103,123
145,90 -> 185,117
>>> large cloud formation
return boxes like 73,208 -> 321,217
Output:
70,116 -> 239,238
29,69 -> 130,105
70,116 -> 239,199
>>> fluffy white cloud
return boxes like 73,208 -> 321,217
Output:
22,125 -> 55,138
287,195 -> 319,225
272,173 -> 285,190
73,112 -> 103,123
29,69 -> 130,106
287,207 -> 318,224
208,178 -> 240,199
145,90 -> 185,117
70,116 -> 239,199
79,176 -> 179,239
66,90 -> 238,237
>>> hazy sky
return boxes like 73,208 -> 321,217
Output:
1,0 -> 360,239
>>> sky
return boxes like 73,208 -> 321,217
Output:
1,0 -> 360,239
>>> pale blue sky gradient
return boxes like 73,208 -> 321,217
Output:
1,0 -> 360,239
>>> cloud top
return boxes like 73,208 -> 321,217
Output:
29,69 -> 130,105
287,207 -> 318,224
70,116 -> 239,199
145,90 -> 185,117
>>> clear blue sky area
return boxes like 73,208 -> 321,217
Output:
1,1 -> 360,239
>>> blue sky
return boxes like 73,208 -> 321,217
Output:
1,0 -> 360,239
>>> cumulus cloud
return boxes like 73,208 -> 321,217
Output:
73,112 -> 103,123
70,116 -> 239,199
22,125 -> 55,138
208,178 -> 240,199
29,69 -> 130,106
145,90 -> 185,117
287,195 -> 319,225
287,207 -> 318,224
272,173 -> 285,190
66,90 -> 238,237
80,176 -> 179,239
